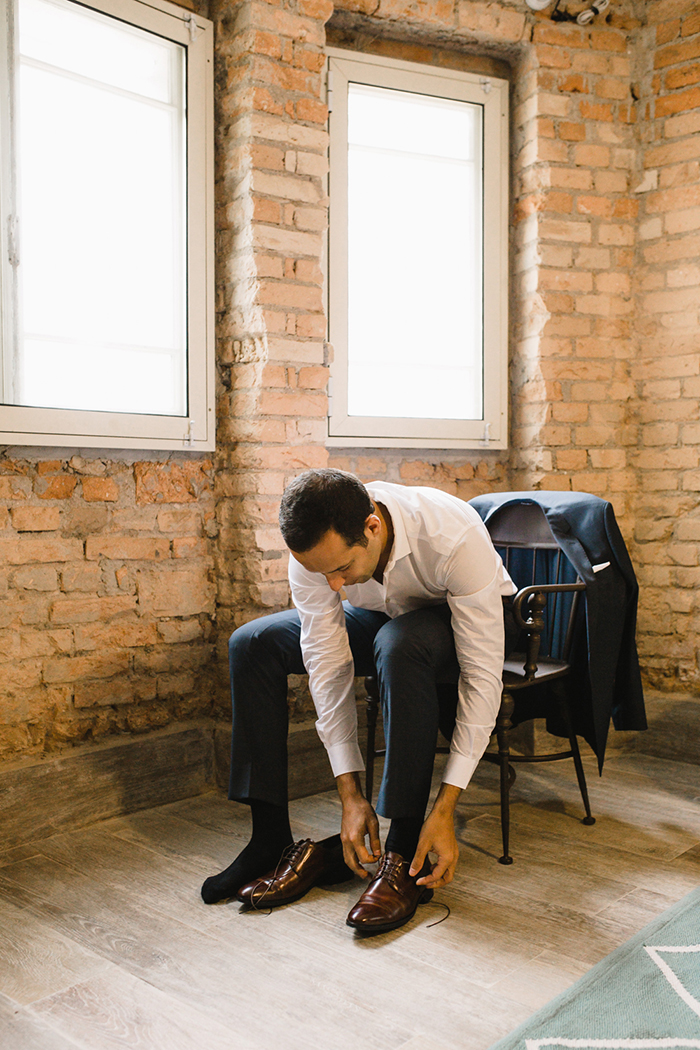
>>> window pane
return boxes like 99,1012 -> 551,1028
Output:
11,0 -> 187,417
20,0 -> 176,103
346,83 -> 483,421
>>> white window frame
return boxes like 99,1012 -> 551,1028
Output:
326,49 -> 509,451
0,0 -> 215,451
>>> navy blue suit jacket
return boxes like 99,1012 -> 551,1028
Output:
469,491 -> 646,770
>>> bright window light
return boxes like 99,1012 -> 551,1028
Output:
14,0 -> 187,416
346,84 -> 482,420
327,51 -> 509,450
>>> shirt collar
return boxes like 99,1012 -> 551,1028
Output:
367,483 -> 410,577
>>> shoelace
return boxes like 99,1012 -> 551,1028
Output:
374,853 -> 451,928
248,839 -> 310,912
374,853 -> 405,891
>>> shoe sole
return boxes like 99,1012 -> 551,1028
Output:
346,887 -> 434,935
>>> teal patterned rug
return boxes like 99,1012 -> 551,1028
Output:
489,887 -> 700,1050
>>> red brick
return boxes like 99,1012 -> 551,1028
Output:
579,100 -> 615,121
594,77 -> 629,101
85,536 -> 171,561
60,564 -> 102,592
134,461 -> 212,505
558,74 -> 588,93
0,537 -> 83,564
655,86 -> 700,117
655,37 -> 700,69
136,568 -> 215,617
12,566 -> 58,591
44,651 -> 132,684
74,621 -> 160,652
577,195 -> 613,217
588,28 -> 627,52
258,389 -> 326,416
297,0 -> 333,18
73,677 -> 154,708
11,506 -> 61,532
682,11 -> 700,35
666,63 -> 700,90
34,476 -> 77,500
533,23 -> 587,48
49,595 -> 136,624
298,366 -> 328,389
0,476 -> 30,499
172,537 -> 209,559
559,121 -> 586,141
81,477 -> 119,502
251,29 -> 282,59
257,280 -> 323,310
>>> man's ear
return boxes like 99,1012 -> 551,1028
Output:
365,512 -> 381,537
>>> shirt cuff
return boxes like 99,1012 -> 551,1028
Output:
442,751 -> 480,791
324,740 -> 365,779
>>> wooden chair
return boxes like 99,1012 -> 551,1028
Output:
363,501 -> 595,865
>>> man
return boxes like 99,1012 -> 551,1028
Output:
202,469 -> 514,934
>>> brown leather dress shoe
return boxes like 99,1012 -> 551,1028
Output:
346,851 -> 433,934
237,835 -> 352,909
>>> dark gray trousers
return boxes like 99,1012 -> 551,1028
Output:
228,602 -> 460,820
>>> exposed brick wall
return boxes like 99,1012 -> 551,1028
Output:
0,454 -> 216,758
510,17 -> 639,523
2,0 -> 699,767
631,0 -> 700,690
211,0 -> 332,716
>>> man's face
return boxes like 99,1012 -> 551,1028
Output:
291,518 -> 382,592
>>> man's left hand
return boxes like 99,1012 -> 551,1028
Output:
408,783 -> 461,889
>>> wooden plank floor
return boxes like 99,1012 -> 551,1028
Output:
1,750 -> 699,1050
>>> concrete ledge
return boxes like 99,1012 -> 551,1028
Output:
0,716 -> 350,850
0,723 -> 215,850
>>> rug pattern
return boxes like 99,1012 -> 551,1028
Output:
489,888 -> 700,1050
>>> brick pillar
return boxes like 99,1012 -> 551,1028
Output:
631,0 -> 700,690
511,19 -> 638,521
212,0 -> 332,699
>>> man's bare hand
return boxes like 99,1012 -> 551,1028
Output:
336,772 -> 381,878
409,783 -> 461,889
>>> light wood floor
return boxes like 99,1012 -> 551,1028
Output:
1,750 -> 699,1050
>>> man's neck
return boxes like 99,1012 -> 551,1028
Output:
373,501 -> 394,583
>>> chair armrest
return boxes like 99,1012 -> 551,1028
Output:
511,582 -> 585,632
510,581 -> 585,681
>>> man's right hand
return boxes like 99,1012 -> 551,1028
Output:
336,772 -> 381,878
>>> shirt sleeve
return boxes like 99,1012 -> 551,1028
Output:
288,555 -> 364,778
440,527 -> 512,790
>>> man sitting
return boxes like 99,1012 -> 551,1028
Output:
202,468 -> 513,933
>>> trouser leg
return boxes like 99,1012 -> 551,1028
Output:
228,610 -> 305,806
227,605 -> 389,807
373,603 -> 459,820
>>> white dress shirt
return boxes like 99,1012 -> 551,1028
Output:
288,482 -> 515,790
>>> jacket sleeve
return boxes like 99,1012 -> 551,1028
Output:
288,555 -> 364,777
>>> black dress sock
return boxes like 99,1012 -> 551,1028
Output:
201,800 -> 293,905
384,816 -> 424,865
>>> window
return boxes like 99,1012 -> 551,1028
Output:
0,0 -> 214,450
327,50 -> 509,450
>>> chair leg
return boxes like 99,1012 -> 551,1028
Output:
496,690 -> 515,865
364,675 -> 379,803
570,734 -> 596,825
556,685 -> 595,826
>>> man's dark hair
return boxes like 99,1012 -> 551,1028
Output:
279,469 -> 374,553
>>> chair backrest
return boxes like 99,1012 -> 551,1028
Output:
485,502 -> 583,662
